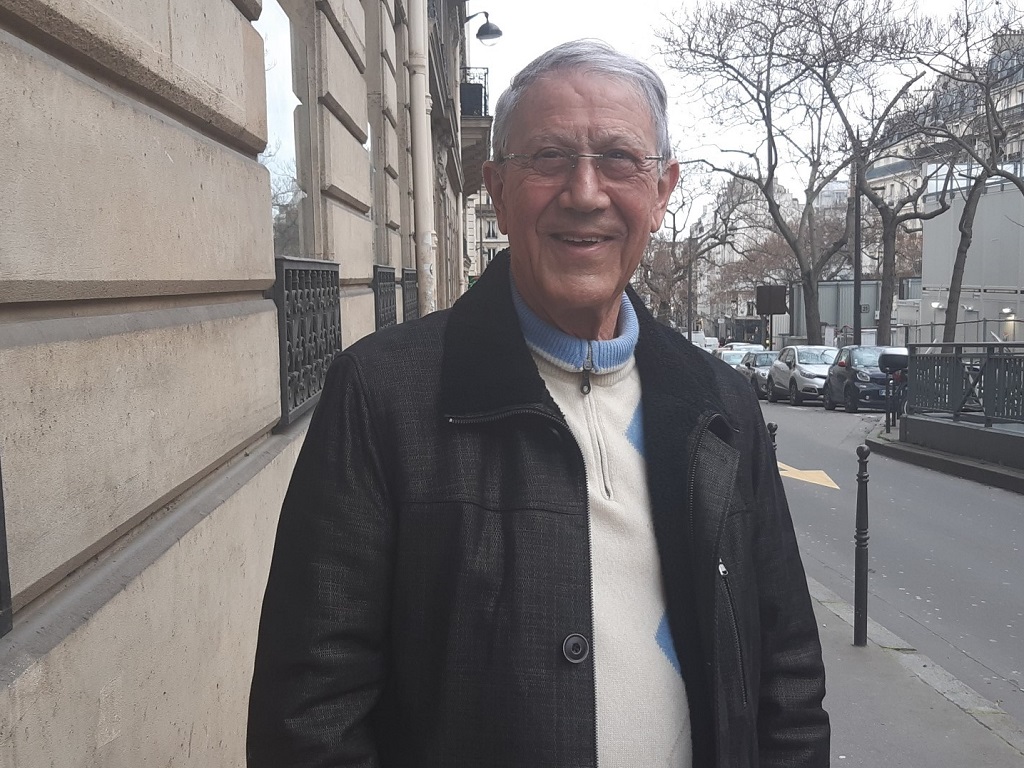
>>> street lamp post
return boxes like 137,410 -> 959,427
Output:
853,137 -> 863,346
688,235 -> 696,338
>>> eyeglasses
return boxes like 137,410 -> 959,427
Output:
500,148 -> 664,181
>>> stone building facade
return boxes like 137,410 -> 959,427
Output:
0,0 -> 484,764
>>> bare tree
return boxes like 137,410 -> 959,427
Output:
909,0 -> 1024,341
659,0 -> 856,343
762,0 -> 961,344
637,172 -> 758,330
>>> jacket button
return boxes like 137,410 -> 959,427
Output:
562,633 -> 590,663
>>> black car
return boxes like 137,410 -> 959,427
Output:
823,346 -> 889,412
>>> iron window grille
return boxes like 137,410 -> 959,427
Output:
402,268 -> 419,322
373,265 -> 397,330
270,257 -> 341,429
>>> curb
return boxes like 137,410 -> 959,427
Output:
865,431 -> 1024,496
806,576 -> 1024,758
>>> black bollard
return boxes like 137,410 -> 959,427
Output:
854,444 -> 871,646
767,422 -> 778,455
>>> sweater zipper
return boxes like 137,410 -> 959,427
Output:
717,558 -> 749,707
580,342 -> 594,395
447,405 -> 600,768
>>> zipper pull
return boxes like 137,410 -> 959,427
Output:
718,559 -> 729,577
580,342 -> 593,395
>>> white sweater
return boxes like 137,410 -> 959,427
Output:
513,286 -> 692,768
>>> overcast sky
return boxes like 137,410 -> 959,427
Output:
253,0 -> 960,212
253,0 -> 695,179
465,0 -> 689,112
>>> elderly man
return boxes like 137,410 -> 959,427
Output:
247,40 -> 829,768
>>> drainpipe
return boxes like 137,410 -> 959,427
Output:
408,0 -> 437,315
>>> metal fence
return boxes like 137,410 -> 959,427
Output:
909,342 -> 1024,426
373,265 -> 397,329
402,268 -> 419,322
897,319 -> 1023,346
270,257 -> 341,429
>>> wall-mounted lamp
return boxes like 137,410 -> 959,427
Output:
466,11 -> 503,44
1001,306 -> 1014,314
931,301 -> 941,309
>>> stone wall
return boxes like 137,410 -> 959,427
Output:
0,1 -> 300,764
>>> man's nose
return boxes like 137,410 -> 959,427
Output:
559,156 -> 611,211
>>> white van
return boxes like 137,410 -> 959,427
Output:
683,331 -> 718,352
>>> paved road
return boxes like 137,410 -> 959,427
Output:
759,397 -> 1024,729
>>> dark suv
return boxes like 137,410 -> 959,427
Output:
823,346 -> 888,413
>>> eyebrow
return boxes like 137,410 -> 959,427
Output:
522,130 -> 647,151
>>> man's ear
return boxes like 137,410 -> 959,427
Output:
650,159 -> 681,232
483,161 -> 509,234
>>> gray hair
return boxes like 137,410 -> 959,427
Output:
491,39 -> 672,161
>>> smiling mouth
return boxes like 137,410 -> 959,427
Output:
555,234 -> 612,244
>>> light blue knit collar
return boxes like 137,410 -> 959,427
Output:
510,277 -> 638,374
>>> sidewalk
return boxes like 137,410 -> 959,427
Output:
865,419 -> 1024,495
809,578 -> 1024,766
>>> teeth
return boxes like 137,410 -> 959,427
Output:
562,235 -> 603,243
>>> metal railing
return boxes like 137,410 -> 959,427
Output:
402,268 -> 419,322
909,342 -> 1024,426
896,318 -> 1023,346
270,257 -> 341,429
373,265 -> 397,330
460,67 -> 490,117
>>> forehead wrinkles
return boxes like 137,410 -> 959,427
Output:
510,73 -> 655,151
526,127 -> 649,151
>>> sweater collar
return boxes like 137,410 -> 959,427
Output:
439,249 -> 727,422
509,277 -> 638,374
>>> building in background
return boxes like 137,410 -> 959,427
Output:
0,0 -> 488,764
467,186 -> 509,280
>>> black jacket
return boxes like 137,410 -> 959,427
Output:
247,252 -> 829,767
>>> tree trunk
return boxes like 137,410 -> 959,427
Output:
943,174 -> 989,344
877,226 -> 897,346
801,270 -> 823,344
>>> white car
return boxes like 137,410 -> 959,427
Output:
766,345 -> 838,406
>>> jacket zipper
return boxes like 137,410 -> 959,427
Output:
717,558 -> 749,707
686,412 -> 720,546
447,404 -> 600,768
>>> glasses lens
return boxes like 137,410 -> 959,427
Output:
600,153 -> 641,180
532,150 -> 573,176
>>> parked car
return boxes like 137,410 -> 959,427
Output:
714,349 -> 749,369
823,345 -> 890,413
767,345 -> 838,405
738,349 -> 780,399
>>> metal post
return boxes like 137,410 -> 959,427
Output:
767,422 -> 778,455
853,142 -> 862,347
687,236 -> 695,339
884,376 -> 892,434
854,444 -> 871,647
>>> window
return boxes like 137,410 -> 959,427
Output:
485,220 -> 497,239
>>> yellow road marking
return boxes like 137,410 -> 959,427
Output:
777,461 -> 840,490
